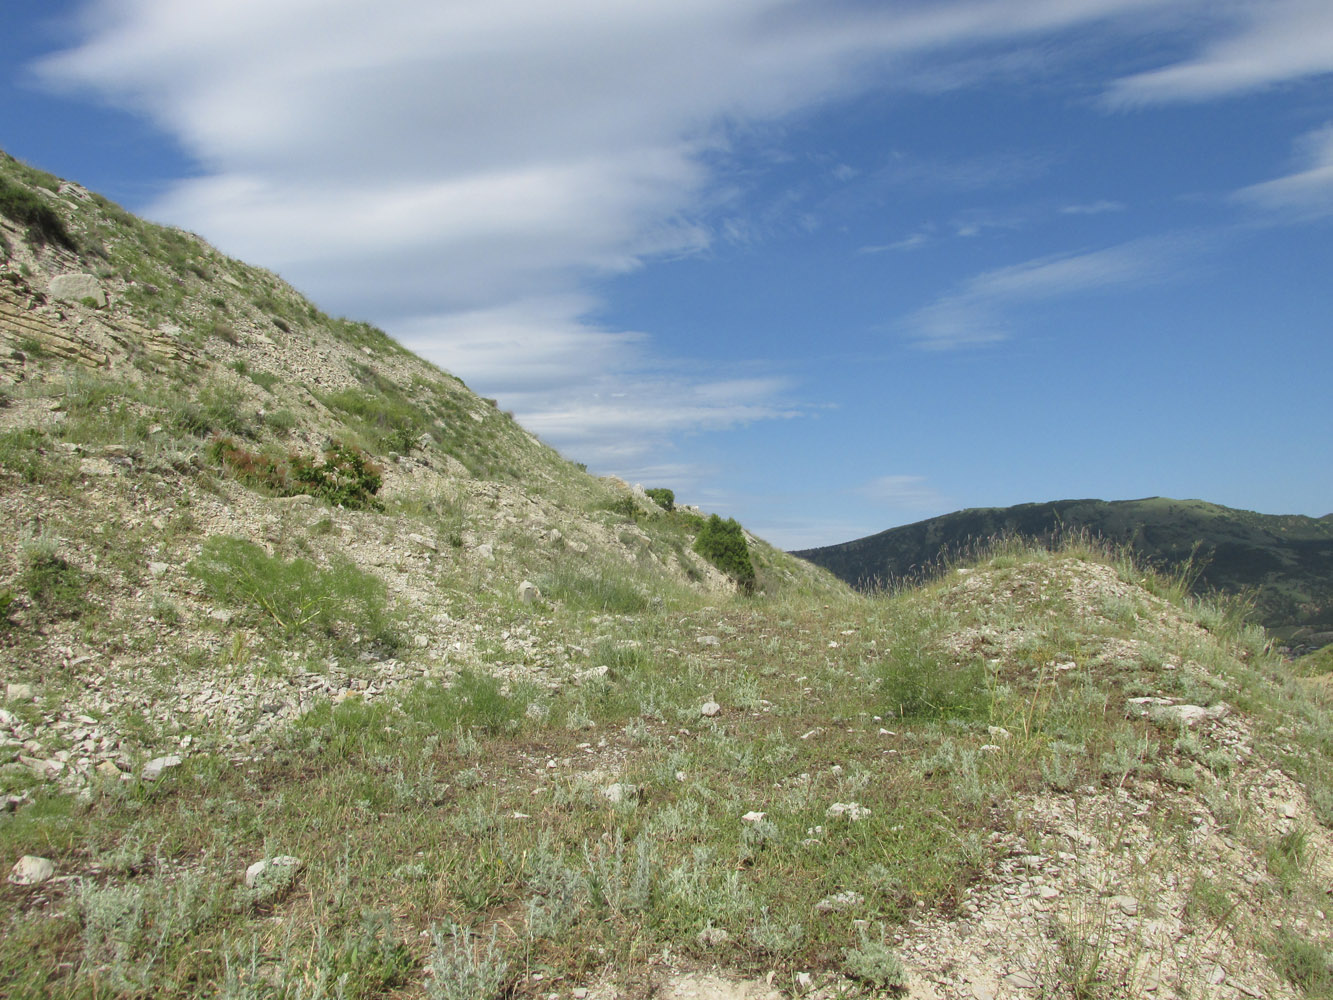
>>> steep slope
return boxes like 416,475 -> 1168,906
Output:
4,154 -> 1333,1000
794,497 -> 1333,648
0,149 -> 842,776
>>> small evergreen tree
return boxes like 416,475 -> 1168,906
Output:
694,514 -> 756,592
644,487 -> 675,511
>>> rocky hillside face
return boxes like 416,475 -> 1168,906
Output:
4,153 -> 1333,1000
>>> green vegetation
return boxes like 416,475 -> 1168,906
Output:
0,171 -> 77,251
18,549 -> 89,621
644,487 -> 675,511
6,149 -> 1333,1000
694,513 -> 757,591
187,535 -> 390,642
795,496 -> 1333,647
210,437 -> 384,510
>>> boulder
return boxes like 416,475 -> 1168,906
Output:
518,580 -> 540,604
49,273 -> 107,308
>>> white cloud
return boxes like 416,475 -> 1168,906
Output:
857,475 -> 948,509
903,236 -> 1193,349
1106,0 -> 1333,106
33,0 -> 1316,466
1234,124 -> 1333,218
396,297 -> 799,466
1061,200 -> 1126,215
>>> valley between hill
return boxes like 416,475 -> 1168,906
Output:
5,151 -> 1333,1000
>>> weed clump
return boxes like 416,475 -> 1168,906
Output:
187,535 -> 390,643
210,438 -> 383,510
0,174 -> 77,251
19,549 -> 89,620
694,514 -> 756,592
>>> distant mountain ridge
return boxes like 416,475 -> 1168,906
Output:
793,497 -> 1333,648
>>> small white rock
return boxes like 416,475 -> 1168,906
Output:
5,684 -> 34,702
9,855 -> 54,885
142,755 -> 183,781
696,926 -> 731,947
826,802 -> 870,821
1111,894 -> 1139,916
517,580 -> 540,604
741,811 -> 767,823
602,783 -> 637,804
814,890 -> 864,913
245,855 -> 302,888
700,701 -> 721,717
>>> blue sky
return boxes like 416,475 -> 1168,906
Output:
3,1 -> 1330,548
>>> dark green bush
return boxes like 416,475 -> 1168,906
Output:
0,176 -> 77,251
693,514 -> 756,592
292,442 -> 383,510
19,551 -> 89,619
645,488 -> 675,511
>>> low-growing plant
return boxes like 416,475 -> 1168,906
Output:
187,535 -> 390,642
539,562 -> 648,613
19,549 -> 89,619
693,514 -> 756,592
842,926 -> 907,990
427,922 -> 509,1000
645,487 -> 675,511
210,437 -> 383,510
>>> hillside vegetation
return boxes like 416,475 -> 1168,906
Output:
5,152 -> 1333,1000
794,498 -> 1333,651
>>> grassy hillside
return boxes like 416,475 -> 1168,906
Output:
6,153 -> 1333,999
794,497 -> 1333,650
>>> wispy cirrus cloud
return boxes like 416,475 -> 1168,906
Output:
30,0 -> 1331,470
32,0 -> 1184,468
1061,200 -> 1126,215
856,475 -> 949,510
1234,124 -> 1333,219
902,235 -> 1196,349
1105,0 -> 1333,106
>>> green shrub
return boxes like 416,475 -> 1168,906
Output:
644,487 -> 675,511
188,536 -> 388,640
693,514 -> 756,591
292,442 -> 383,509
0,175 -> 77,251
843,930 -> 907,989
19,551 -> 89,619
876,646 -> 990,721
209,438 -> 383,510
0,589 -> 14,629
